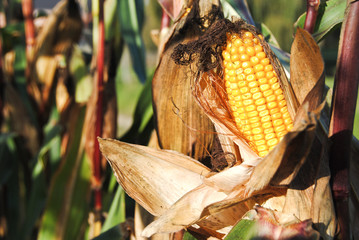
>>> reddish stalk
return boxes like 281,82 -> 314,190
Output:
93,0 -> 105,212
21,0 -> 36,61
304,0 -> 320,34
329,1 -> 359,239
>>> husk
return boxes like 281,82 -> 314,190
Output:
98,138 -> 210,216
152,0 -> 220,162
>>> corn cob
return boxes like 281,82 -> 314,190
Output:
222,31 -> 293,157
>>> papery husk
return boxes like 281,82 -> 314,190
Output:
152,0 -> 221,162
98,138 -> 210,216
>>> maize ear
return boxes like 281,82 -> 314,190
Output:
222,31 -> 293,157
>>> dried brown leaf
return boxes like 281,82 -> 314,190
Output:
290,28 -> 325,107
99,138 -> 210,216
152,3 -> 220,162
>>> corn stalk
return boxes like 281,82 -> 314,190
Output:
21,0 -> 35,62
93,0 -> 105,229
329,0 -> 359,239
304,0 -> 320,34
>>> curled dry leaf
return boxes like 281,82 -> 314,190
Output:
98,138 -> 210,216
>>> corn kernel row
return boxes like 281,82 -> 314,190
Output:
222,31 -> 293,157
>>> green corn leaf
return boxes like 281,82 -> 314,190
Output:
224,219 -> 256,240
120,71 -> 153,144
295,0 -> 346,42
37,106 -> 91,240
119,0 -> 147,83
101,186 -> 126,233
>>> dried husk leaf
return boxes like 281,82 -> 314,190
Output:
290,28 -> 325,106
152,1 -> 220,162
98,138 -> 210,216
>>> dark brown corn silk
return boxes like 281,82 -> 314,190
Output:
152,1 -> 224,165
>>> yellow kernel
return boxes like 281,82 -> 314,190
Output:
248,111 -> 259,118
230,83 -> 238,89
274,125 -> 286,132
234,38 -> 243,46
238,113 -> 247,119
250,87 -> 260,94
272,112 -> 282,120
243,99 -> 254,106
243,68 -> 254,75
242,61 -> 252,68
267,101 -> 278,109
239,87 -> 249,93
238,46 -> 246,54
237,74 -> 246,81
244,31 -> 253,38
240,54 -> 249,61
253,134 -> 264,141
229,76 -> 237,83
242,124 -> 251,131
266,95 -> 276,102
228,100 -> 236,106
259,110 -> 269,117
261,58 -> 270,66
230,47 -> 237,55
267,138 -> 278,147
237,107 -> 245,114
273,119 -> 284,127
233,61 -> 241,69
223,51 -> 231,60
248,81 -> 258,88
261,116 -> 271,123
270,108 -> 279,114
278,100 -> 287,107
254,64 -> 264,73
284,118 -> 292,125
264,128 -> 274,134
245,105 -> 256,112
246,74 -> 256,82
262,122 -> 272,129
265,133 -> 276,140
253,38 -> 259,44
238,80 -> 247,87
264,65 -> 273,72
280,106 -> 289,113
246,47 -> 256,56
253,92 -> 263,100
263,89 -> 274,97
243,38 -> 253,46
235,100 -> 243,107
257,105 -> 267,112
228,69 -> 235,76
275,88 -> 283,95
272,82 -> 280,90
266,71 -> 275,78
255,98 -> 266,106
255,71 -> 266,79
258,146 -> 268,152
277,131 -> 287,138
254,45 -> 263,53
249,116 -> 260,124
260,84 -> 270,91
252,128 -> 263,135
250,56 -> 260,65
269,77 -> 278,85
258,78 -> 268,84
256,52 -> 266,59
255,140 -> 266,146
282,111 -> 290,119
231,89 -> 240,96
231,54 -> 240,62
251,122 -> 261,128
258,150 -> 268,157
242,93 -> 252,99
